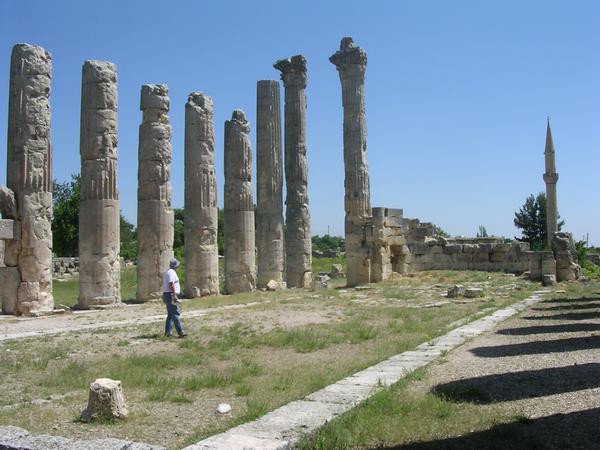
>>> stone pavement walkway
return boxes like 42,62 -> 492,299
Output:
183,290 -> 552,449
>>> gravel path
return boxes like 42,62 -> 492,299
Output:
403,288 -> 600,449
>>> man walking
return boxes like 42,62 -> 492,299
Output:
163,259 -> 186,337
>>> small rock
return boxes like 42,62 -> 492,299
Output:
464,288 -> 484,298
217,403 -> 231,414
447,285 -> 465,298
542,274 -> 557,286
266,280 -> 280,291
329,264 -> 345,279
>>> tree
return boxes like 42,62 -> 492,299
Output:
52,174 -> 81,256
477,225 -> 488,238
120,215 -> 137,261
514,192 -> 564,250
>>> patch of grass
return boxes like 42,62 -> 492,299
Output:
234,383 -> 251,396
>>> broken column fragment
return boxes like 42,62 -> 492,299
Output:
274,55 -> 312,288
330,37 -> 372,286
224,110 -> 256,294
78,60 -> 121,308
184,93 -> 219,297
256,80 -> 285,289
136,84 -> 174,302
2,44 -> 53,315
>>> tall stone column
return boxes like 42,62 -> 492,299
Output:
136,84 -> 174,301
256,80 -> 284,288
184,93 -> 219,297
224,110 -> 255,294
2,44 -> 53,315
79,60 -> 121,308
274,55 -> 312,288
543,119 -> 559,247
330,37 -> 372,286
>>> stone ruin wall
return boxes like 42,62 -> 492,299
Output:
368,207 -> 581,285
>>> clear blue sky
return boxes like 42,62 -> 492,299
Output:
1,0 -> 598,245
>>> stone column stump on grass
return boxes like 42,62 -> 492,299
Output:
81,378 -> 128,422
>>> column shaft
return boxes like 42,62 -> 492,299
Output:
256,80 -> 284,288
224,110 -> 255,294
136,84 -> 174,301
330,37 -> 372,286
3,44 -> 53,314
184,93 -> 219,297
274,55 -> 312,288
79,60 -> 121,308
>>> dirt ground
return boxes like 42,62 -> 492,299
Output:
0,271 -> 540,449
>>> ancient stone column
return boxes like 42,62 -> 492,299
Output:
136,84 -> 174,302
330,37 -> 372,286
184,93 -> 219,297
2,44 -> 53,315
224,110 -> 255,294
543,119 -> 559,247
274,55 -> 312,288
79,60 -> 121,308
256,80 -> 284,288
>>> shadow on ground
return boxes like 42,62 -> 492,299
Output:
522,311 -> 600,321
497,323 -> 600,335
376,407 -> 600,450
470,335 -> 600,357
532,302 -> 600,311
539,296 -> 600,304
431,363 -> 600,403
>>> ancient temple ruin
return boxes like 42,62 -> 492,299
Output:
78,60 -> 121,309
256,80 -> 285,289
0,39 -> 583,315
274,55 -> 313,288
136,84 -> 174,302
224,110 -> 256,294
184,92 -> 219,297
0,44 -> 54,315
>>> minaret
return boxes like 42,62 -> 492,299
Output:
543,119 -> 559,247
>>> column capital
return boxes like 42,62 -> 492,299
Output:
329,37 -> 367,76
140,84 -> 169,112
274,55 -> 307,89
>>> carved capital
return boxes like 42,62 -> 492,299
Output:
329,37 -> 367,78
274,55 -> 307,89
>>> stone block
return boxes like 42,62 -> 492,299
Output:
0,267 -> 20,314
0,219 -> 15,240
443,244 -> 461,254
462,244 -> 478,254
447,285 -> 465,298
464,288 -> 484,298
0,186 -> 18,220
542,274 -> 557,286
81,378 -> 128,422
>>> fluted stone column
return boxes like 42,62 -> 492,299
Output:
136,84 -> 174,301
184,93 -> 219,297
79,60 -> 121,308
274,55 -> 312,288
330,37 -> 372,286
224,110 -> 255,294
256,80 -> 284,288
544,119 -> 559,247
1,44 -> 53,315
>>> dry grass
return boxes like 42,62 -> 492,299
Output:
0,271 -> 541,449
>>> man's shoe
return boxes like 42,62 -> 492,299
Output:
164,333 -> 173,337
178,333 -> 187,338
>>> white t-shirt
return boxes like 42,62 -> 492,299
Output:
163,268 -> 180,294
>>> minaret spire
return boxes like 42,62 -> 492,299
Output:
543,119 -> 559,247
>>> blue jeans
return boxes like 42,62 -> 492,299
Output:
163,293 -> 185,337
